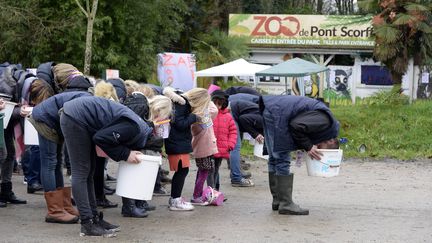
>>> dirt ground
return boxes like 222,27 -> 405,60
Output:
0,158 -> 431,243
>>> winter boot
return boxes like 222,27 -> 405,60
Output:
61,187 -> 79,216
80,219 -> 116,237
44,190 -> 79,224
136,200 -> 156,211
268,172 -> 279,211
121,197 -> 148,218
94,212 -> 120,232
0,182 -> 27,204
276,174 -> 309,215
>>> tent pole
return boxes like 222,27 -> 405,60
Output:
319,55 -> 325,98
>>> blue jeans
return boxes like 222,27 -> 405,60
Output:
262,110 -> 291,175
229,122 -> 243,182
21,146 -> 42,185
39,135 -> 64,192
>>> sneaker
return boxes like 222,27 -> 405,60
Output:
153,187 -> 169,196
190,197 -> 209,206
169,197 -> 194,211
80,220 -> 116,238
94,212 -> 120,232
241,171 -> 252,179
231,178 -> 255,187
106,174 -> 116,182
23,178 -> 28,185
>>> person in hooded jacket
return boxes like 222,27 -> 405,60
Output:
259,95 -> 340,216
60,96 -> 153,237
207,90 -> 237,191
163,87 -> 210,211
29,91 -> 92,224
36,62 -> 93,94
94,79 -> 128,208
0,65 -> 30,206
121,92 -> 155,218
18,74 -> 55,194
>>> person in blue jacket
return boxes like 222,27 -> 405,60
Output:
259,95 -> 340,216
30,91 -> 92,224
59,96 -> 153,237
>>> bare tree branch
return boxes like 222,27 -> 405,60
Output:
74,0 -> 89,18
86,0 -> 90,13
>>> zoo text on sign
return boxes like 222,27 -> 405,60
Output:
229,14 -> 375,49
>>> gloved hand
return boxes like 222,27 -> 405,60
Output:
143,134 -> 163,153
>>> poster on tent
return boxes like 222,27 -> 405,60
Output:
157,53 -> 196,91
325,65 -> 353,99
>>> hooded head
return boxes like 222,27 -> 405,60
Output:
211,90 -> 229,110
123,92 -> 149,120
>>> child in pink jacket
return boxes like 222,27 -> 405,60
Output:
190,101 -> 219,205
207,90 -> 237,191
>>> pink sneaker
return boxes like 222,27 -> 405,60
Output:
190,197 -> 209,206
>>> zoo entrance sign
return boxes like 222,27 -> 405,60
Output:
229,14 -> 374,49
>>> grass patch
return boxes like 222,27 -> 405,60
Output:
333,100 -> 432,160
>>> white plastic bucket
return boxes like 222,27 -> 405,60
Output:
306,149 -> 343,177
254,143 -> 269,159
1,101 -> 17,129
116,154 -> 161,200
24,118 -> 39,145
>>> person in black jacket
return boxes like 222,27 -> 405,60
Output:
227,99 -> 265,187
163,87 -> 210,211
121,92 -> 160,218
260,95 -> 339,216
60,96 -> 153,237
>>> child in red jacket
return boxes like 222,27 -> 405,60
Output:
208,90 -> 237,190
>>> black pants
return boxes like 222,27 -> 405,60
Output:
1,122 -> 15,183
60,113 -> 97,223
207,157 -> 222,190
170,160 -> 189,198
94,156 -> 106,200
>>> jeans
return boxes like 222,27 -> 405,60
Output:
21,146 -> 41,185
262,110 -> 291,175
61,113 -> 97,222
229,122 -> 243,182
38,135 -> 63,192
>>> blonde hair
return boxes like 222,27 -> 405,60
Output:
124,80 -> 140,96
94,81 -> 118,102
137,84 -> 156,99
183,88 -> 210,116
148,95 -> 173,121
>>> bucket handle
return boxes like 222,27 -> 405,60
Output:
316,160 -> 340,168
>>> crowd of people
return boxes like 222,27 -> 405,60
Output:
0,61 -> 340,237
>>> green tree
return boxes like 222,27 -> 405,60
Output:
0,0 -> 84,67
359,0 -> 432,84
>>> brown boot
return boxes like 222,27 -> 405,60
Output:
44,190 -> 79,224
61,187 -> 79,217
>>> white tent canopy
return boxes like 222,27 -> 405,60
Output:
195,58 -> 270,78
